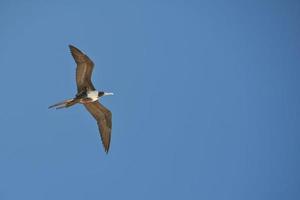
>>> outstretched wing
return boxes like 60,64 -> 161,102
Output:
69,45 -> 95,92
84,101 -> 112,153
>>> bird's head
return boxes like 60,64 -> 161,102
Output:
98,91 -> 114,98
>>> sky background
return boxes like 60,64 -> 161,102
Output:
0,0 -> 299,199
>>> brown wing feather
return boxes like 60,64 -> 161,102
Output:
69,45 -> 95,92
84,101 -> 112,153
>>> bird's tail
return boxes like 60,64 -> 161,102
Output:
48,98 -> 79,109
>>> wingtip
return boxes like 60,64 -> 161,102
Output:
69,44 -> 76,51
104,146 -> 110,154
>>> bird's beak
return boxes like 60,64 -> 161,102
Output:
103,92 -> 114,96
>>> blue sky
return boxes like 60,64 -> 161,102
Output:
0,0 -> 299,199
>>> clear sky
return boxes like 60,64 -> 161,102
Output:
0,0 -> 299,199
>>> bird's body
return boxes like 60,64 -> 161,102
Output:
49,45 -> 113,153
76,90 -> 114,103
86,90 -> 101,102
77,90 -> 101,103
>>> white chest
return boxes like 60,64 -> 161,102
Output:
87,90 -> 99,101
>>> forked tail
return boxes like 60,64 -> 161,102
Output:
48,98 -> 79,109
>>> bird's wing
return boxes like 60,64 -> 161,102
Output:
84,101 -> 112,153
69,45 -> 95,92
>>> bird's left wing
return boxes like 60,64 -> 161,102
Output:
84,101 -> 112,153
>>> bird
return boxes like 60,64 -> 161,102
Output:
49,45 -> 113,153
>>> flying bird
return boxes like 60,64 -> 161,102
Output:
49,45 -> 113,153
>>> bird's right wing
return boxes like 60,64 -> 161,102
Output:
84,101 -> 112,153
69,45 -> 95,92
